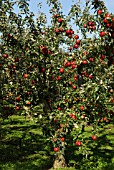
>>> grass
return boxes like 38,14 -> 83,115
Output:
0,115 -> 114,170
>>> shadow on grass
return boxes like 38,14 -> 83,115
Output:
65,125 -> 114,169
0,120 -> 54,170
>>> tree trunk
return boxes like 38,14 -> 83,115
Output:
53,153 -> 67,169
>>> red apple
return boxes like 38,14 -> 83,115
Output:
72,85 -> 77,89
55,28 -> 59,33
76,39 -> 81,45
65,61 -> 71,67
72,64 -> 76,69
103,18 -> 108,24
75,140 -> 82,146
80,105 -> 85,110
58,18 -> 62,23
15,106 -> 20,110
69,46 -> 73,51
60,68 -> 64,73
59,27 -> 63,32
15,96 -> 21,102
100,31 -> 105,37
66,29 -> 71,35
82,60 -> 88,65
97,9 -> 102,15
26,101 -> 31,105
54,147 -> 59,152
100,54 -> 105,60
24,74 -> 29,78
74,44 -> 79,49
3,54 -> 8,59
70,30 -> 74,34
56,76 -> 61,81
57,107 -> 61,111
54,14 -> 59,18
69,81 -> 72,85
60,137 -> 65,142
105,13 -> 111,18
84,24 -> 87,28
92,135 -> 97,141
74,34 -> 79,39
89,57 -> 94,62
41,68 -> 45,73
42,46 -> 48,54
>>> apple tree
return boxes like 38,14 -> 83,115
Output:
0,0 -> 114,168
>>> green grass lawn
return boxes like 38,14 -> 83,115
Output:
0,115 -> 114,170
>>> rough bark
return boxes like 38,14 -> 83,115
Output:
53,153 -> 67,169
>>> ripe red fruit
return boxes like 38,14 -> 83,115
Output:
56,76 -> 61,81
54,147 -> 59,152
71,60 -> 76,65
74,34 -> 79,39
76,39 -> 81,45
74,44 -> 79,49
15,106 -> 20,110
27,92 -> 31,95
15,96 -> 21,102
24,74 -> 29,78
92,26 -> 96,30
60,68 -> 64,73
68,34 -> 72,38
89,75 -> 93,79
100,54 -> 105,60
3,54 -> 8,59
54,14 -> 59,18
72,85 -> 77,89
15,58 -> 19,62
69,46 -> 73,51
60,137 -> 65,142
100,31 -> 105,37
26,101 -> 31,105
42,46 -> 48,54
103,117 -> 107,121
74,77 -> 78,81
103,18 -> 108,24
57,107 -> 61,111
88,21 -> 92,26
82,60 -> 88,65
91,22 -> 95,26
72,115 -> 76,119
74,74 -> 78,79
71,64 -> 76,69
55,28 -> 59,33
70,30 -> 74,34
80,105 -> 85,110
66,29 -> 71,35
32,79 -> 37,84
59,27 -> 63,32
106,23 -> 111,28
58,18 -> 62,23
69,81 -> 72,85
97,9 -> 102,15
41,68 -> 45,73
85,73 -> 89,77
89,57 -> 94,62
105,13 -> 111,18
92,135 -> 97,141
7,33 -> 12,38
84,24 -> 87,28
75,140 -> 82,146
51,75 -> 54,80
